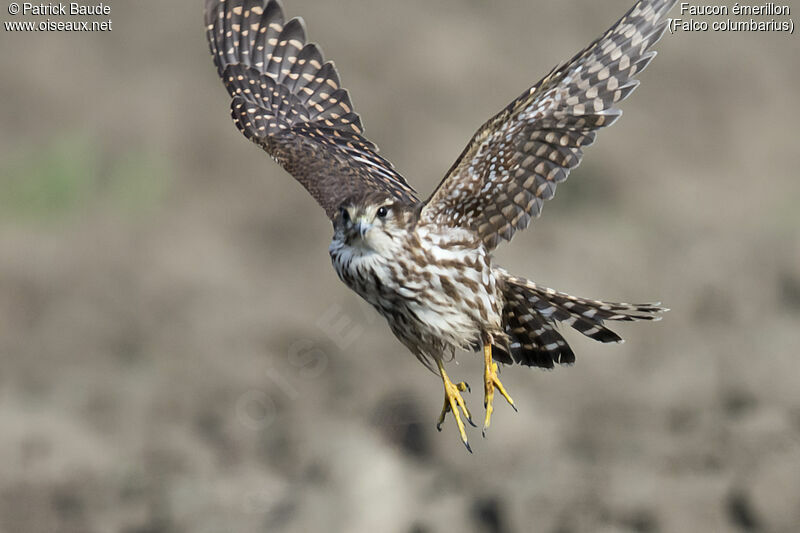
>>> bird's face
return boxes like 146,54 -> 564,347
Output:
335,200 -> 406,254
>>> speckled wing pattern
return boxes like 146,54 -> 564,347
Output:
421,0 -> 676,250
496,270 -> 665,368
205,0 -> 419,219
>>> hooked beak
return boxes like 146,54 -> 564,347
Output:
354,217 -> 372,239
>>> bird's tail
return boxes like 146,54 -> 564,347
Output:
493,270 -> 666,369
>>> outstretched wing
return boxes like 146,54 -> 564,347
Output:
420,0 -> 676,250
205,0 -> 419,219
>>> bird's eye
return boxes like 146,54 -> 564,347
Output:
376,206 -> 389,219
340,207 -> 350,223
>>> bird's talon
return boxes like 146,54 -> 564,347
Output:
436,361 -> 474,452
482,345 -> 515,434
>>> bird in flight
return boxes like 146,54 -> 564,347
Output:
205,0 -> 675,452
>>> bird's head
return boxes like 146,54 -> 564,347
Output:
333,193 -> 411,254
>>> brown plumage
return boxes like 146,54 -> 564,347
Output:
205,0 -> 675,451
204,0 -> 419,217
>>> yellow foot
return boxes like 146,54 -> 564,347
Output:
435,360 -> 476,453
483,344 -> 517,437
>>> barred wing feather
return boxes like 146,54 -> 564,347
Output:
421,0 -> 677,250
205,0 -> 419,219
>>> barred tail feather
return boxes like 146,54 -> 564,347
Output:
496,270 -> 666,368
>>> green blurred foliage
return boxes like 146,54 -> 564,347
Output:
0,135 -> 170,224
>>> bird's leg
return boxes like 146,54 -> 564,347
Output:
435,360 -> 475,453
482,344 -> 517,436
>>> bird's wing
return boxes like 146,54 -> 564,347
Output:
205,0 -> 419,219
420,0 -> 676,250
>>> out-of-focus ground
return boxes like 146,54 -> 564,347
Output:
1,1 -> 798,532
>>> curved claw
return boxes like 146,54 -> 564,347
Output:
436,362 -> 475,452
455,382 -> 477,427
482,346 -> 516,435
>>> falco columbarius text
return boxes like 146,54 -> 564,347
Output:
205,0 -> 675,451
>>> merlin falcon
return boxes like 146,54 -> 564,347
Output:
205,0 -> 674,451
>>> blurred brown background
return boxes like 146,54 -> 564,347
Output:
1,1 -> 798,532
